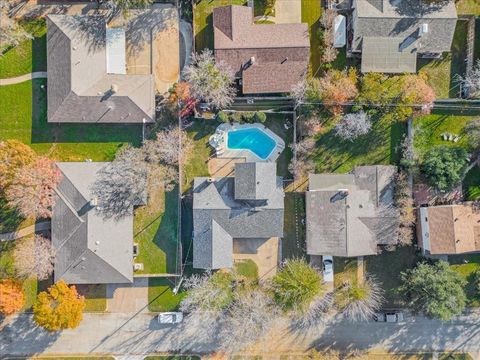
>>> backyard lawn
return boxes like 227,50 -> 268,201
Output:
365,246 -> 421,308
0,19 -> 47,78
334,258 -> 358,290
463,166 -> 480,200
418,20 -> 468,98
413,111 -> 479,156
301,0 -> 322,77
449,254 -> 480,307
193,0 -> 247,51
312,113 -> 406,173
455,0 -> 480,15
134,187 -> 179,275
0,79 -> 142,161
148,277 -> 186,312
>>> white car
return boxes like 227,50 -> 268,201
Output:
157,312 -> 183,324
374,311 -> 404,323
322,255 -> 334,283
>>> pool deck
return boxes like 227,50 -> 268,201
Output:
210,123 -> 285,163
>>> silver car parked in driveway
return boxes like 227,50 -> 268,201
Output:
157,312 -> 184,324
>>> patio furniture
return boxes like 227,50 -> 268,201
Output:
442,133 -> 448,141
453,136 -> 459,143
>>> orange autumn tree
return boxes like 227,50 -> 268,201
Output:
401,74 -> 436,115
33,280 -> 85,331
0,140 -> 36,191
0,279 -> 25,315
318,69 -> 358,116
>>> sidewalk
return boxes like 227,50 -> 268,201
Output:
0,71 -> 47,86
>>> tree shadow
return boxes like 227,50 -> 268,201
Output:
0,197 -> 26,234
30,79 -> 143,145
0,315 -> 60,356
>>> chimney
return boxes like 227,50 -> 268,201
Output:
111,83 -> 119,93
419,23 -> 429,37
250,56 -> 255,65
90,198 -> 98,207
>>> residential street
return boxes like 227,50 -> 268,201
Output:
1,311 -> 480,357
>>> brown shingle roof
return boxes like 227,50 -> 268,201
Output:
213,5 -> 310,94
421,205 -> 480,255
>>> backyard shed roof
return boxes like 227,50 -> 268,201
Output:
52,162 -> 134,284
47,15 -> 155,123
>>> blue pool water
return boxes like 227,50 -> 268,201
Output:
227,128 -> 276,160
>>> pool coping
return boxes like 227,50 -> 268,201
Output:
209,122 -> 286,163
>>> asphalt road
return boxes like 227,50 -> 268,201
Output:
1,311 -> 480,357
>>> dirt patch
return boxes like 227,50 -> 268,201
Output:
153,25 -> 180,95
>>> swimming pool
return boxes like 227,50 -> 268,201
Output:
227,128 -> 277,160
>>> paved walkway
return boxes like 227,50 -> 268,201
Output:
0,71 -> 47,86
0,221 -> 51,241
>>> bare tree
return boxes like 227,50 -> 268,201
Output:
291,80 -> 307,106
0,1 -> 32,51
334,112 -> 372,142
219,290 -> 278,353
290,137 -> 316,159
394,171 -> 415,245
14,235 -> 55,280
336,276 -> 384,322
5,157 -> 62,219
457,60 -> 480,99
321,46 -> 339,64
143,126 -> 193,166
288,157 -> 315,181
91,146 -> 148,218
320,9 -> 337,29
183,49 -> 236,109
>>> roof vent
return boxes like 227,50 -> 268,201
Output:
281,57 -> 289,64
90,198 -> 98,207
250,56 -> 256,65
419,23 -> 428,36
207,178 -> 214,183
95,241 -> 100,245
111,84 -> 119,93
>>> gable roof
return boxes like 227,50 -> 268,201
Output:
353,0 -> 457,68
193,162 -> 284,269
213,5 -> 310,94
306,166 -> 398,257
418,204 -> 480,255
52,162 -> 134,284
46,15 -> 155,123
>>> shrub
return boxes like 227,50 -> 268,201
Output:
334,112 -> 372,141
216,111 -> 229,123
0,279 -> 25,315
254,111 -> 267,123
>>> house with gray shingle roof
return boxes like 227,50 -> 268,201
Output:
193,162 -> 284,269
46,15 -> 155,123
213,5 -> 310,94
306,166 -> 399,257
52,162 -> 134,284
350,0 -> 457,73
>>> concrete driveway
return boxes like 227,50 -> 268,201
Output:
106,278 -> 149,313
275,0 -> 301,24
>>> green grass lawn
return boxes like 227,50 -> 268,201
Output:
301,0 -> 322,77
0,79 -> 142,161
194,0 -> 247,51
365,246 -> 421,307
234,259 -> 259,279
263,113 -> 293,178
449,254 -> 480,307
413,112 -> 478,156
312,113 -> 406,173
76,284 -> 107,312
183,120 -> 217,190
148,277 -> 186,312
418,20 -> 468,98
0,19 -> 47,78
334,258 -> 358,289
282,192 -> 306,260
456,0 -> 480,15
463,166 -> 480,200
134,188 -> 179,274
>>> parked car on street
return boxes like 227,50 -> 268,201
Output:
322,255 -> 334,282
157,312 -> 184,324
374,311 -> 404,323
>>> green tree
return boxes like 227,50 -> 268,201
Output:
33,280 -> 85,331
399,261 -> 467,320
271,259 -> 323,311
421,146 -> 468,191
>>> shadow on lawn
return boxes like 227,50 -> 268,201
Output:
30,80 -> 143,145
